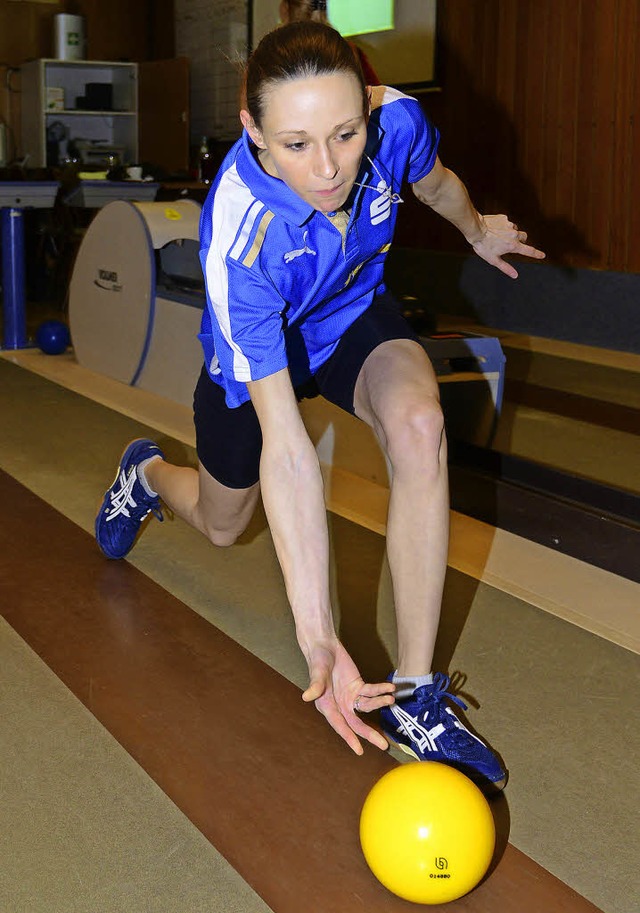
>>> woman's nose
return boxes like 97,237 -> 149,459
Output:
313,145 -> 339,179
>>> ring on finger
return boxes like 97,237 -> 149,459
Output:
354,697 -> 362,713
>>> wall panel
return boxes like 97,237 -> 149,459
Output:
398,0 -> 640,272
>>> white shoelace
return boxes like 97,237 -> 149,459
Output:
106,468 -> 139,521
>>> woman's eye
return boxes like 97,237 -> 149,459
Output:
338,131 -> 357,142
285,142 -> 307,151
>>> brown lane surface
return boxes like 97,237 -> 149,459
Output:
0,470 -> 602,913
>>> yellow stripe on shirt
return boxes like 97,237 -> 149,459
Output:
242,210 -> 275,268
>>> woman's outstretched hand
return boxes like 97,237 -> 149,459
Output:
472,213 -> 546,278
301,637 -> 395,755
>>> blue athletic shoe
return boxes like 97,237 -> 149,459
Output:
96,439 -> 164,559
380,673 -> 507,790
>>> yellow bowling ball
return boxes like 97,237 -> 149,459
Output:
360,761 -> 496,904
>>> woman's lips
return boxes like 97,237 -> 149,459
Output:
314,183 -> 343,197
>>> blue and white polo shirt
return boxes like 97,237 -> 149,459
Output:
198,86 -> 439,407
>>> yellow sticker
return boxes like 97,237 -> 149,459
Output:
164,208 -> 182,221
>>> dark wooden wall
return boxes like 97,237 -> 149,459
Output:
0,0 -> 174,65
0,0 -> 175,159
397,0 -> 640,273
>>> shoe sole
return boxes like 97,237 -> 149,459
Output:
383,731 -> 507,792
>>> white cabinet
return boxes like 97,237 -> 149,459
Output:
21,59 -> 138,168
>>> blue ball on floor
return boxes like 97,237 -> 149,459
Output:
35,320 -> 70,355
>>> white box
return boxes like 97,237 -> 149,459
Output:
46,86 -> 65,111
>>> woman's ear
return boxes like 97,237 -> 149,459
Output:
240,109 -> 266,148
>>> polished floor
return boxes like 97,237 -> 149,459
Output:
1,350 -> 639,913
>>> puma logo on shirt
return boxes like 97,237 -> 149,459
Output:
283,231 -> 317,263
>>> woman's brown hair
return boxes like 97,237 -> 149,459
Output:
244,21 -> 367,129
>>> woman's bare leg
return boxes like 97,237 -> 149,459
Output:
145,458 -> 260,547
353,339 -> 449,677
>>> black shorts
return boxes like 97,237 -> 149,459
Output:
193,291 -> 420,489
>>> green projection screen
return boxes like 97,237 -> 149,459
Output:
329,0 -> 394,38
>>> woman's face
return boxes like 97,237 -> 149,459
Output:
241,72 -> 368,213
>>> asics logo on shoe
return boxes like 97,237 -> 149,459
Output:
391,704 -> 444,753
283,231 -> 317,263
106,468 -> 140,522
391,705 -> 483,756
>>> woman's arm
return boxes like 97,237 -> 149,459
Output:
247,368 -> 394,753
412,156 -> 545,277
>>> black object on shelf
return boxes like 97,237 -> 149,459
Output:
85,83 -> 113,110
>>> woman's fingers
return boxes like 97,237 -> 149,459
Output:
348,680 -> 395,720
322,702 -> 365,755
325,701 -> 389,754
302,658 -> 395,755
357,681 -> 396,701
302,676 -> 326,703
516,241 -> 546,259
343,681 -> 395,752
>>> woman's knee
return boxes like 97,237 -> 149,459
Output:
383,396 -> 446,473
195,479 -> 259,547
202,521 -> 247,548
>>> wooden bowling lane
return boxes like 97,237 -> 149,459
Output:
0,469 -> 603,913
